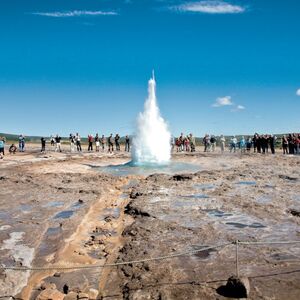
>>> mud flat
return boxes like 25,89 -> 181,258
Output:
0,150 -> 300,299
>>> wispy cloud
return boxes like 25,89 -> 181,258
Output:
170,1 -> 246,14
32,10 -> 118,18
212,96 -> 233,107
212,96 -> 245,112
231,104 -> 246,112
296,89 -> 300,96
236,104 -> 245,110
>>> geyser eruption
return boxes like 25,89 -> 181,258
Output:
132,72 -> 171,165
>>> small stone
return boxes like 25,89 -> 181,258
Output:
63,291 -> 78,300
53,272 -> 61,277
36,288 -> 65,300
78,292 -> 89,299
88,288 -> 99,300
78,199 -> 84,203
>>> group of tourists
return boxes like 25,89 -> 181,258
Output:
173,133 -> 196,152
201,133 -> 300,155
48,133 -> 131,154
1,132 -> 299,159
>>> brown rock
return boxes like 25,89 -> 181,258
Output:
40,282 -> 57,290
78,292 -> 89,299
36,288 -> 65,300
88,288 -> 99,300
63,292 -> 78,300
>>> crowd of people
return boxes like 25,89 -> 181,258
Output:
172,133 -> 300,155
0,132 -> 299,159
48,133 -> 130,154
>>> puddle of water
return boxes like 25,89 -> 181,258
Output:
226,222 -> 266,229
54,210 -> 74,219
20,204 -> 32,212
0,211 -> 11,222
204,209 -> 233,218
37,227 -> 63,257
183,194 -> 209,199
194,183 -> 216,190
46,227 -> 62,235
99,161 -> 201,176
100,208 -> 120,220
265,184 -> 275,188
236,181 -> 256,185
72,201 -> 84,208
45,201 -> 64,208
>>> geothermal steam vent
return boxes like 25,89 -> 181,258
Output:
132,72 -> 171,165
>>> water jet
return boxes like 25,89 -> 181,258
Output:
132,71 -> 171,165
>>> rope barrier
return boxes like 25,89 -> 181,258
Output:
1,240 -> 299,272
238,240 -> 300,245
1,242 -> 232,272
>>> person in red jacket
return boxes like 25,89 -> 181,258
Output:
88,134 -> 94,152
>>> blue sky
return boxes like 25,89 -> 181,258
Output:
0,0 -> 299,137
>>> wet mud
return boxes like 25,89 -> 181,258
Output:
0,150 -> 300,299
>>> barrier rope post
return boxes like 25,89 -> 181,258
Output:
235,240 -> 239,277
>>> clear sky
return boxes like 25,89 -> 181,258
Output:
1,0 -> 299,137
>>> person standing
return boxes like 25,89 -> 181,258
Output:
88,134 -> 94,152
95,133 -> 100,152
246,137 -> 252,153
108,134 -> 114,153
282,135 -> 288,154
101,135 -> 106,151
19,134 -> 25,152
203,134 -> 210,152
50,135 -> 55,147
252,133 -> 258,153
189,133 -> 196,152
41,137 -> 46,153
184,136 -> 190,152
293,134 -> 298,154
296,134 -> 300,155
55,135 -> 62,152
230,136 -> 237,153
220,135 -> 226,152
75,133 -> 82,152
115,134 -> 120,151
179,133 -> 184,152
0,137 -> 5,159
270,135 -> 276,154
125,135 -> 130,152
210,135 -> 216,152
287,134 -> 294,154
240,136 -> 246,153
69,134 -> 75,152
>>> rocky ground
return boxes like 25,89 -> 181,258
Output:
0,147 -> 299,299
